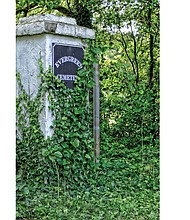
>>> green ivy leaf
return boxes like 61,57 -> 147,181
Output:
23,187 -> 29,195
42,148 -> 48,157
70,138 -> 80,148
54,151 -> 63,158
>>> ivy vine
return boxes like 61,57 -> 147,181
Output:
16,40 -> 99,200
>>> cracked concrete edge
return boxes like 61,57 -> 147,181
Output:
16,15 -> 95,39
19,14 -> 77,25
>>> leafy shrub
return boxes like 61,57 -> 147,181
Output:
16,39 -> 159,219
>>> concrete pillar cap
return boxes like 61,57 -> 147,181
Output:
16,14 -> 95,39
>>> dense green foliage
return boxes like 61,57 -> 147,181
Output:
16,42 -> 96,191
16,0 -> 159,219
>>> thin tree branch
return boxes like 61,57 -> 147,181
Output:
119,30 -> 137,79
148,0 -> 154,88
129,21 -> 139,84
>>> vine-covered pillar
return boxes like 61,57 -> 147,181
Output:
16,14 -> 95,138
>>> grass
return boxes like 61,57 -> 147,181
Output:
17,186 -> 159,220
17,143 -> 159,220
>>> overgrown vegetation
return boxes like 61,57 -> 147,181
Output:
16,0 -> 159,219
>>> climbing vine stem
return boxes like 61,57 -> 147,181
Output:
16,40 -> 99,199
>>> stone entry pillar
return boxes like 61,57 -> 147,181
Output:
16,14 -> 95,138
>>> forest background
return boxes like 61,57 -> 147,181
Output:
1,0 -> 190,220
15,1 -> 160,219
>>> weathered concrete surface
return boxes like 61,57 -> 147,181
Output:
16,35 -> 46,98
19,14 -> 77,25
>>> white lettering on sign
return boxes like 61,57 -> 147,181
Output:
57,74 -> 76,81
55,56 -> 83,69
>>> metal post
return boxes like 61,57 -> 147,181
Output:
93,63 -> 100,163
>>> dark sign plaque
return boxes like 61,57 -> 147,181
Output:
52,43 -> 84,89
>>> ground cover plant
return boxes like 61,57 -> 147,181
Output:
16,46 -> 159,219
16,0 -> 159,219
